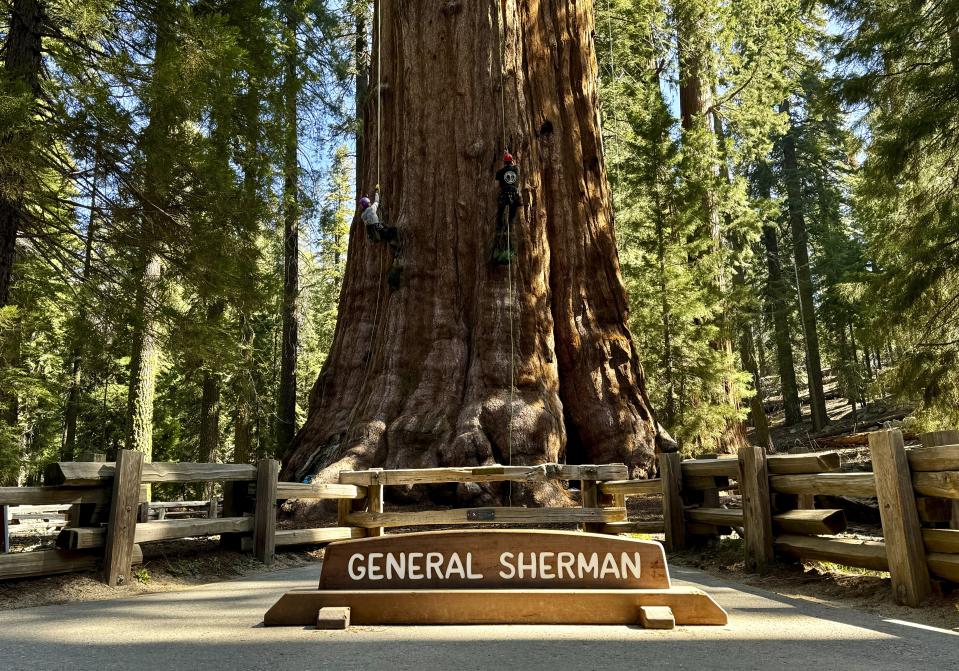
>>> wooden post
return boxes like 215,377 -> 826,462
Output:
103,449 -> 144,586
659,453 -> 686,551
137,502 -> 151,523
869,429 -> 931,606
220,481 -> 248,550
207,497 -> 218,519
254,459 -> 279,565
1,505 -> 9,553
920,430 -> 959,530
581,479 -> 601,533
367,468 -> 384,537
738,446 -> 774,572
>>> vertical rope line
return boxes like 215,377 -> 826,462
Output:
344,0 -> 387,452
498,0 -> 507,152
497,0 -> 514,505
377,0 -> 382,188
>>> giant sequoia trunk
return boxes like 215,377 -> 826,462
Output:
283,0 -> 658,498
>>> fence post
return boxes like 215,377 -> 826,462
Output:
920,430 -> 959,530
1,504 -> 9,553
367,469 -> 384,537
869,429 -> 931,607
738,446 -> 774,572
103,449 -> 144,586
220,481 -> 249,550
659,452 -> 686,551
254,459 -> 279,565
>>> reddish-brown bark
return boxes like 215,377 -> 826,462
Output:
283,0 -> 658,500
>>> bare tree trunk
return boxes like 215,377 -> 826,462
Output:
284,0 -> 657,497
126,254 -> 162,460
740,324 -> 772,450
198,302 -> 225,467
125,1 -> 174,464
780,100 -> 828,430
0,0 -> 43,307
756,164 -> 802,425
276,0 -> 300,459
234,316 -> 254,464
655,195 -> 676,427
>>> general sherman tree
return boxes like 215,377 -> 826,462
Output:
282,0 -> 659,500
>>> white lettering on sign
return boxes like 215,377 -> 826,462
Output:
347,551 -> 486,581
346,551 -> 643,582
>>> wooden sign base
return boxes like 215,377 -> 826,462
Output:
264,587 -> 726,627
263,530 -> 727,629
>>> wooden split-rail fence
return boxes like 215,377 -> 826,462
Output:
1,427 -> 958,607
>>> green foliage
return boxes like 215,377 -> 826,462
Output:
828,0 -> 959,424
599,0 -> 803,451
0,0 -> 362,481
3,0 -> 959,475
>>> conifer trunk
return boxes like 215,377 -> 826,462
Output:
126,0 -> 174,462
757,166 -> 802,426
762,222 -> 802,425
126,254 -> 162,460
234,318 -> 254,464
62,145 -> 99,461
276,0 -> 300,459
284,0 -> 658,496
0,0 -> 43,306
781,101 -> 828,431
198,302 -> 225,467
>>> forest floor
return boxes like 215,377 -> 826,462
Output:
757,374 -> 914,454
0,535 -> 325,611
669,539 -> 959,632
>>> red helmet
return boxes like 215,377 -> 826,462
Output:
503,152 -> 513,164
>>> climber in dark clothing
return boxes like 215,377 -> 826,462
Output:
493,152 -> 520,264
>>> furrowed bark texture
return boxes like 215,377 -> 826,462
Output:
284,0 -> 657,499
0,0 -> 44,307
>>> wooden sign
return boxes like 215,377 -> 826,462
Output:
318,529 -> 670,590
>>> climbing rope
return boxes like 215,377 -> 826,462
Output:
600,0 -> 618,210
496,0 -> 515,504
377,0 -> 382,190
344,0 -> 388,446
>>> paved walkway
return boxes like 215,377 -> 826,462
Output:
2,564 -> 957,671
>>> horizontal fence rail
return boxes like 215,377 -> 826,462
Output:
1,429 -> 958,611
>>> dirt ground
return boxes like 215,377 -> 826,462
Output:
0,537 -> 326,611
669,537 -> 959,632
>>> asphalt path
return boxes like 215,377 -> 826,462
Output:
2,564 -> 957,671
